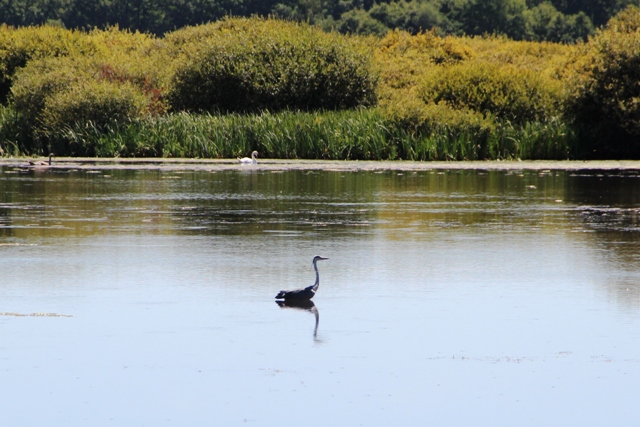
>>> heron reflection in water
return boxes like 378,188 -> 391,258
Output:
276,299 -> 320,339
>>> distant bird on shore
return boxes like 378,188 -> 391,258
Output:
238,151 -> 258,164
28,153 -> 54,166
276,256 -> 328,301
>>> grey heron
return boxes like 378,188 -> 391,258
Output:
275,256 -> 328,301
238,151 -> 258,164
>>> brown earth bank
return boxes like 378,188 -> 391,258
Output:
3,158 -> 640,172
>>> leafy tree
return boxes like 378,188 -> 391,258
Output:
369,1 -> 449,34
568,6 -> 640,157
459,0 -> 529,38
0,0 -> 636,41
524,2 -> 594,42
167,18 -> 377,113
551,0 -> 624,26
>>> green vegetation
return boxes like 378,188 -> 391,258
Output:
10,28 -> 168,130
34,107 -> 572,161
0,9 -> 639,160
566,6 -> 640,157
166,19 -> 377,113
0,0 -> 636,42
0,25 -> 92,103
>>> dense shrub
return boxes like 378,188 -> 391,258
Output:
374,29 -> 473,110
0,18 -> 601,160
419,61 -> 564,123
166,17 -> 378,114
0,25 -> 92,103
567,6 -> 640,158
10,28 -> 168,140
11,56 -> 86,125
375,30 -> 573,106
41,81 -> 149,130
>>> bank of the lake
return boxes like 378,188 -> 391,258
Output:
2,9 -> 640,161
3,158 -> 640,172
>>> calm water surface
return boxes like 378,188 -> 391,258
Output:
1,166 -> 639,426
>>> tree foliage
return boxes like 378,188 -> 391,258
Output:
9,27 -> 168,137
166,18 -> 377,113
0,0 -> 637,42
567,5 -> 640,157
0,10 -> 639,159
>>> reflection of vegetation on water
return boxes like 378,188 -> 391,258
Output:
563,172 -> 640,310
372,169 -> 570,239
1,167 -> 639,307
0,169 -> 383,239
0,168 -> 632,239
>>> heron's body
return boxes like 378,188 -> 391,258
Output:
28,153 -> 54,166
238,151 -> 258,164
276,256 -> 328,301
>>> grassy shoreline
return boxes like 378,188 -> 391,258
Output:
4,108 -> 573,161
1,11 -> 639,160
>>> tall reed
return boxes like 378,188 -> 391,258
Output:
0,104 -> 33,155
39,108 -> 574,160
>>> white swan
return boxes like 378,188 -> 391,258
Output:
238,151 -> 258,164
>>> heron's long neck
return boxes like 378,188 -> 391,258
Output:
312,260 -> 320,291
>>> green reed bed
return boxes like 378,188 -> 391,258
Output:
0,104 -> 32,155
45,109 -> 392,159
36,108 -> 574,161
492,118 -> 574,160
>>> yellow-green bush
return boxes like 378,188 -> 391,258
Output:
462,35 -> 575,70
567,6 -> 640,158
375,30 -> 574,129
374,31 -> 575,159
166,17 -> 377,113
10,28 -> 169,132
374,29 -> 472,105
41,81 -> 149,131
419,61 -> 564,123
0,24 -> 93,103
0,19 -> 586,159
11,56 -> 86,124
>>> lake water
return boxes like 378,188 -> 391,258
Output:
1,164 -> 639,426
